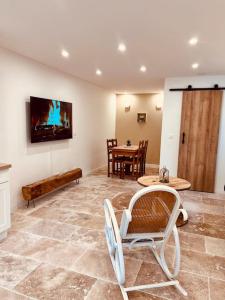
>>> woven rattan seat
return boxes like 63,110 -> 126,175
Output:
128,191 -> 175,233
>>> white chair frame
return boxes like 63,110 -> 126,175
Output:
104,185 -> 187,300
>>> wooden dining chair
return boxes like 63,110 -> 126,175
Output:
142,140 -> 148,174
121,140 -> 145,179
107,139 -> 122,177
104,185 -> 187,299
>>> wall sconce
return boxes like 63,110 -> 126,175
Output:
155,94 -> 163,111
125,105 -> 130,112
123,94 -> 133,112
155,104 -> 162,111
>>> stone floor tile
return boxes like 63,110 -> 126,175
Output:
24,219 -> 75,241
203,213 -> 225,226
168,231 -> 206,253
181,249 -> 225,280
15,263 -> 96,300
183,200 -> 224,216
65,212 -> 104,230
0,251 -> 40,289
10,213 -> 40,231
48,198 -> 104,216
29,207 -> 72,222
86,280 -> 124,300
69,226 -> 107,250
0,231 -> 44,255
86,279 -> 165,300
135,262 -> 209,300
0,287 -> 31,299
209,278 -> 225,300
179,220 -> 225,240
205,236 -> 225,257
124,245 -> 175,268
72,249 -> 142,286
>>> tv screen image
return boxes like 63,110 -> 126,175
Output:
30,96 -> 72,143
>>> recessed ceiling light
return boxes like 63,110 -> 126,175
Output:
118,43 -> 127,52
61,49 -> 69,58
189,37 -> 198,46
192,63 -> 199,69
96,69 -> 102,76
140,65 -> 147,72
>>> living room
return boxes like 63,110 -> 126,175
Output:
0,1 -> 225,299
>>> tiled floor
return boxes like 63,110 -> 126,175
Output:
0,167 -> 225,299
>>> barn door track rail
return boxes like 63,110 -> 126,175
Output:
169,84 -> 225,92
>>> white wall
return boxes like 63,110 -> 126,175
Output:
0,47 -> 116,210
160,75 -> 225,194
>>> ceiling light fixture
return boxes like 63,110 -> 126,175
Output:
192,63 -> 199,69
140,65 -> 147,72
118,43 -> 127,52
96,69 -> 102,76
189,37 -> 198,46
61,49 -> 69,58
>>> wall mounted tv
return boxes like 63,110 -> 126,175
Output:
30,96 -> 72,143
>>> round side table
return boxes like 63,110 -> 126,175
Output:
137,175 -> 191,190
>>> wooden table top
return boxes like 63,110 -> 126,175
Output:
137,175 -> 191,191
112,145 -> 139,152
0,163 -> 12,171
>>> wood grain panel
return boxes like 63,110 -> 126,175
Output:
22,168 -> 82,201
178,90 -> 222,192
137,175 -> 191,191
0,163 -> 11,171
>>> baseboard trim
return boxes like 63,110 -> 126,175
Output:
85,163 -> 159,176
146,164 -> 159,169
85,164 -> 106,176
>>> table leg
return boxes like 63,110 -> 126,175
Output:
176,206 -> 189,227
125,164 -> 131,175
112,153 -> 115,176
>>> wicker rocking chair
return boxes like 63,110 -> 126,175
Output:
103,185 -> 187,299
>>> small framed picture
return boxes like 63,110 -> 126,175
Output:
137,113 -> 147,123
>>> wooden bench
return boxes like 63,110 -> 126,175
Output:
22,168 -> 82,207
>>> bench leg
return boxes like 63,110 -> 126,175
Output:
27,199 -> 35,208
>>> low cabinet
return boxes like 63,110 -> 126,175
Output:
0,166 -> 11,241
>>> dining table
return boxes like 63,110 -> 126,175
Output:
111,145 -> 139,175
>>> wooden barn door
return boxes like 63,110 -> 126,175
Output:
178,90 -> 222,192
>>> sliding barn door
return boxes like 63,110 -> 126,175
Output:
178,90 -> 222,192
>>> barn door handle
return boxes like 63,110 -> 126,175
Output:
182,132 -> 185,144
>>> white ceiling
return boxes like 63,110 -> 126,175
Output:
0,0 -> 225,93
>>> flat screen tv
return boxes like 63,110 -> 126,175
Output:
30,96 -> 72,143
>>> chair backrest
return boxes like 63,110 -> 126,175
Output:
107,139 -> 117,156
120,185 -> 181,238
137,140 -> 145,160
144,140 -> 148,160
139,140 -> 145,148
